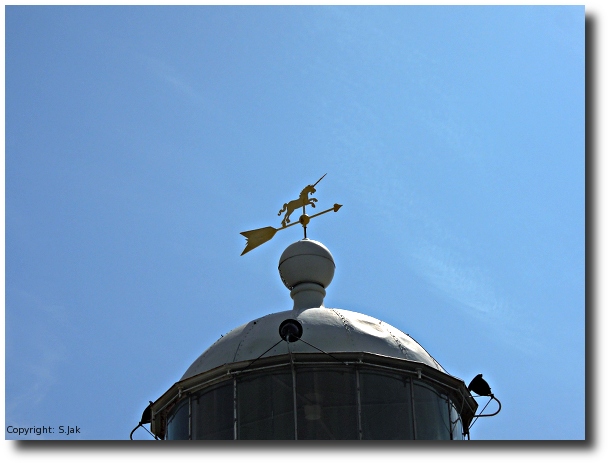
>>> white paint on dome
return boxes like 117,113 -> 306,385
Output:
181,307 -> 445,380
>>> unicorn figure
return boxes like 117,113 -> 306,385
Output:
278,184 -> 317,227
277,174 -> 326,228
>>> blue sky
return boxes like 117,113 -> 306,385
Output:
4,4 -> 588,446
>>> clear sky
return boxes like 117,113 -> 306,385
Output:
4,3 -> 589,448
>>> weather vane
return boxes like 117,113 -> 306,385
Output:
240,173 -> 342,255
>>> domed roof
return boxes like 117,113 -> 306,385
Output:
181,307 -> 445,380
181,239 -> 445,381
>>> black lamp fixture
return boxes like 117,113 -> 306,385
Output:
467,373 -> 502,430
130,401 -> 158,440
468,373 -> 493,397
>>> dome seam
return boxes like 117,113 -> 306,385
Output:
279,253 -> 335,267
330,308 -> 356,351
233,319 -> 257,362
330,309 -> 353,333
384,325 -> 411,359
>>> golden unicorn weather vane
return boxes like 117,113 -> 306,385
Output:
240,174 -> 342,255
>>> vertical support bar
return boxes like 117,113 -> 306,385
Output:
447,397 -> 453,440
188,396 -> 192,440
233,377 -> 238,440
291,364 -> 298,440
287,339 -> 298,440
302,205 -> 307,238
356,368 -> 363,440
410,377 -> 417,439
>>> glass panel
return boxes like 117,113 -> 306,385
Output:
191,381 -> 234,440
413,382 -> 451,440
237,370 -> 294,439
450,403 -> 463,440
166,398 -> 189,440
296,367 -> 358,440
359,370 -> 414,439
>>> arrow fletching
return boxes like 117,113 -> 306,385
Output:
240,226 -> 278,255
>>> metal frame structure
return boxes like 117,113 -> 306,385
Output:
151,352 -> 478,440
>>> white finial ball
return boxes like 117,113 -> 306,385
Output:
278,239 -> 335,290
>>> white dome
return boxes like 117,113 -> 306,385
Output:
182,239 -> 445,380
181,307 -> 445,380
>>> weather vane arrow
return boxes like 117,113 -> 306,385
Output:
240,174 -> 342,255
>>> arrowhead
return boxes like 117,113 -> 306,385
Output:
333,203 -> 342,212
240,226 -> 278,255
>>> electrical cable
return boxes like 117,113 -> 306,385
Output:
242,338 -> 284,371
